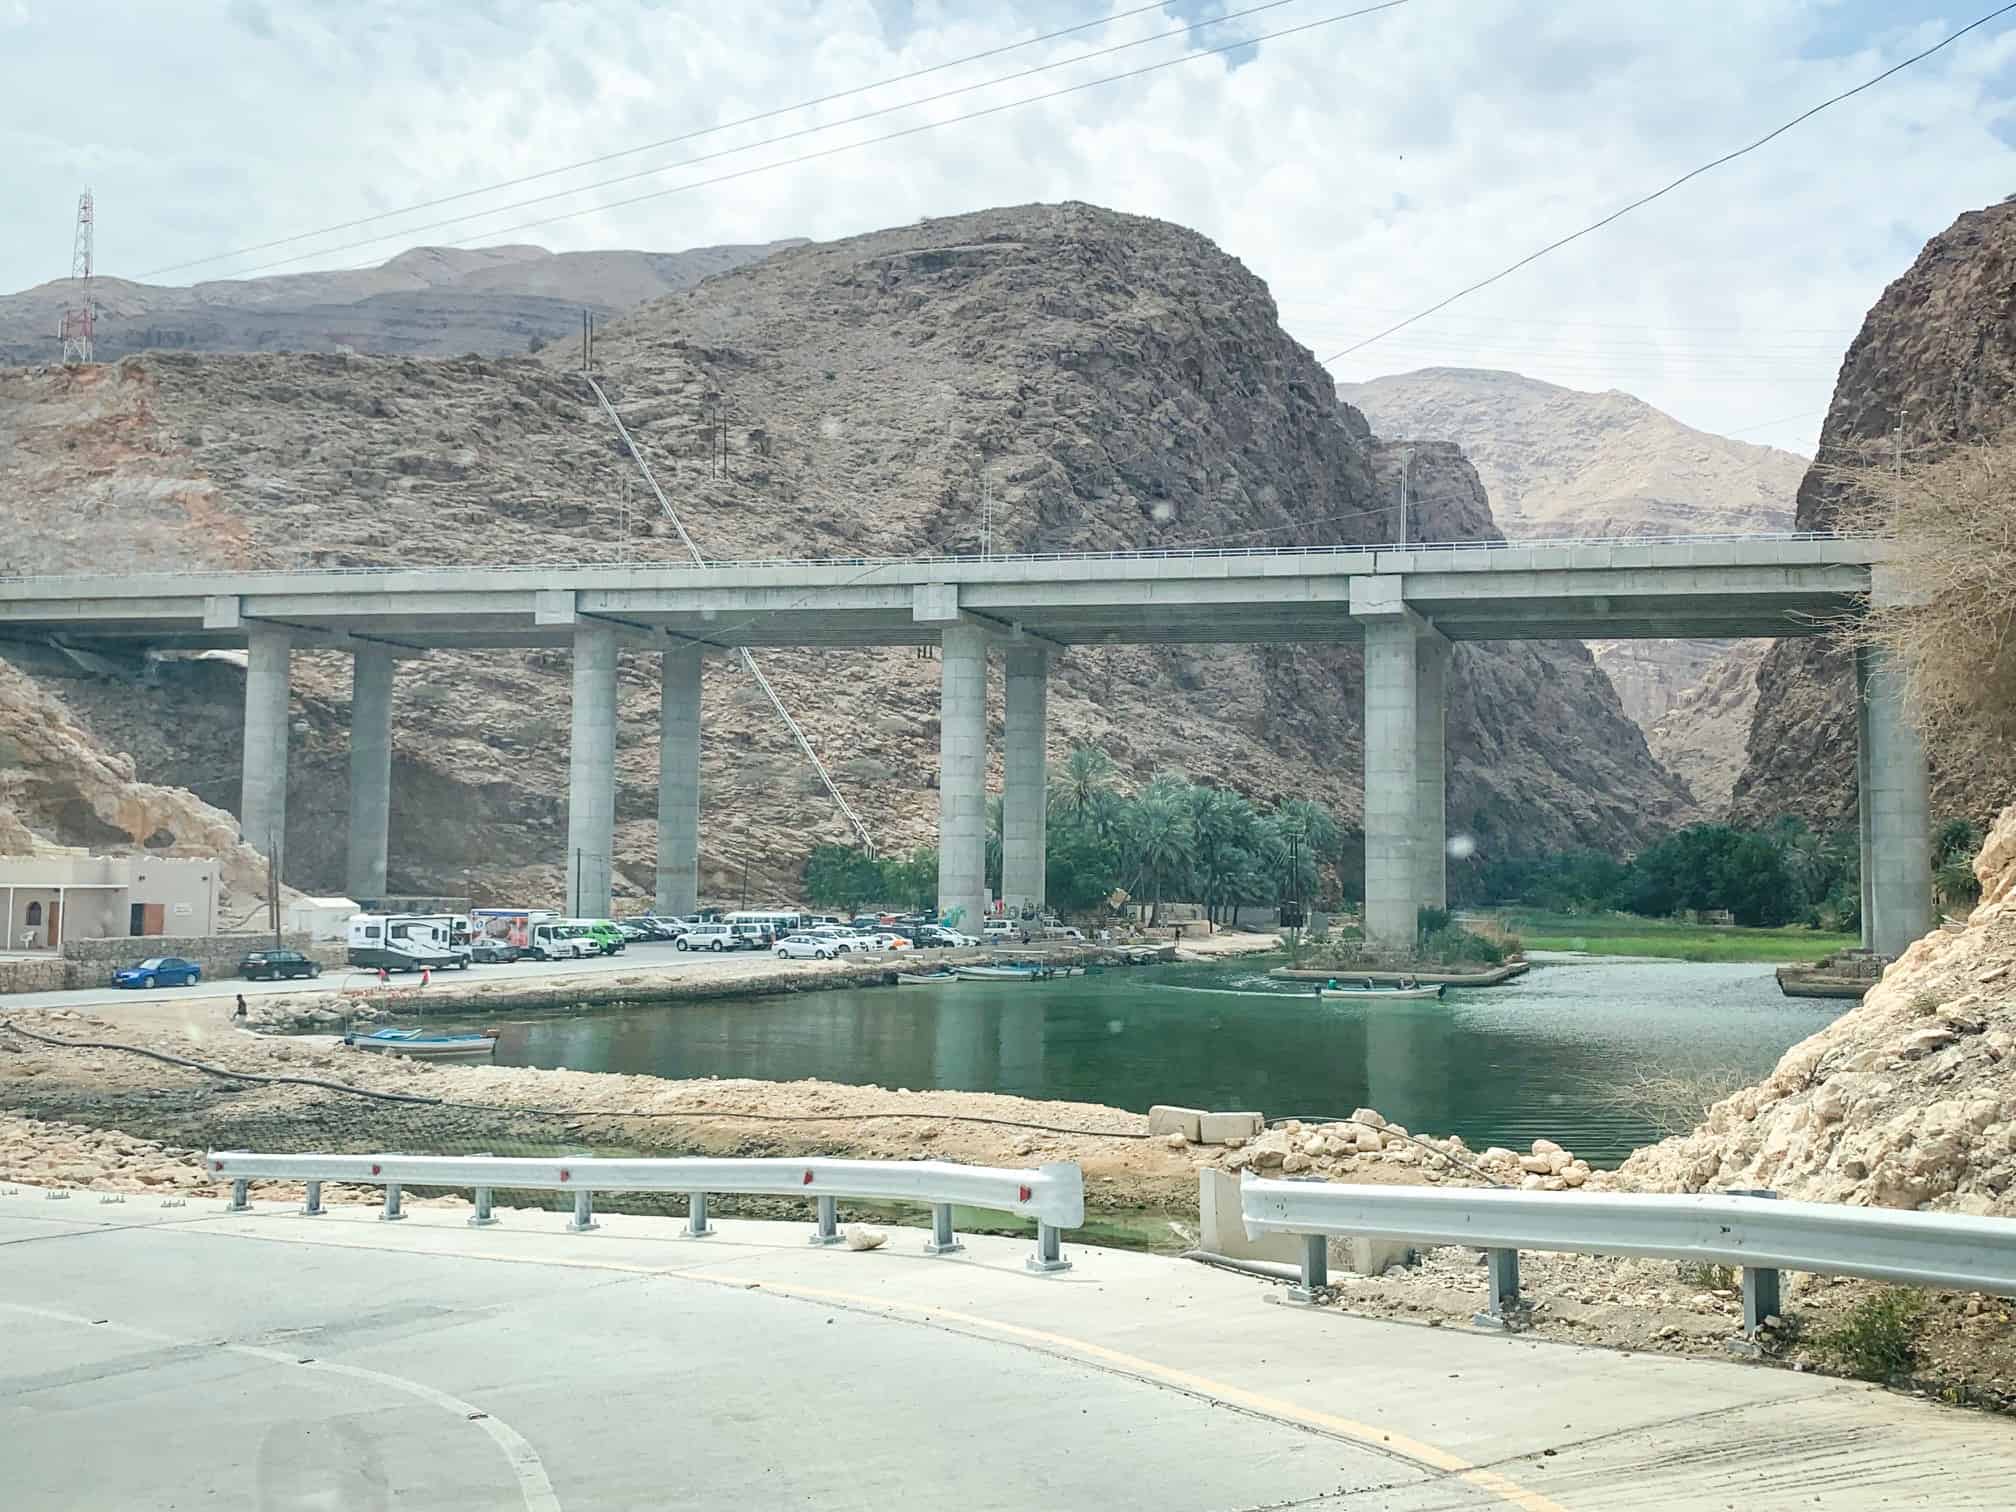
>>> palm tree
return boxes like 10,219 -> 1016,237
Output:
1127,790 -> 1195,926
1057,745 -> 1117,821
1935,852 -> 1981,912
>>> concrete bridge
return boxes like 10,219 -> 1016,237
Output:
0,532 -> 1932,952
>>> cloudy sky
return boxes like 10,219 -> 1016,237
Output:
7,1 -> 2013,452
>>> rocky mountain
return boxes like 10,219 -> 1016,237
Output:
1337,367 -> 1808,814
1734,198 -> 2016,830
0,241 -> 802,366
0,204 -> 1690,905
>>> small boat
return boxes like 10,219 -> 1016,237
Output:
344,1027 -> 498,1060
896,970 -> 959,985
955,964 -> 1060,981
1316,978 -> 1447,1002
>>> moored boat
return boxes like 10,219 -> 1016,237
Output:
954,964 -> 1068,981
896,970 -> 959,985
344,1027 -> 498,1060
1316,978 -> 1447,1001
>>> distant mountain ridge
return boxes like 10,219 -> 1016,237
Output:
0,241 -> 804,365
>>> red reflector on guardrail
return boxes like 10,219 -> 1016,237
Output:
803,1171 -> 815,1185
560,1169 -> 571,1182
1019,1186 -> 1031,1203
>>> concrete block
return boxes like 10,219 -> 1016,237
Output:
1196,1170 -> 1417,1274
1197,1111 -> 1264,1145
1148,1105 -> 1204,1141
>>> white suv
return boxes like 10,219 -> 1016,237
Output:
674,922 -> 736,952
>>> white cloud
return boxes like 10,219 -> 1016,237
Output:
3,1 -> 2012,453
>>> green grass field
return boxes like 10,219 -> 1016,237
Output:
1489,909 -> 1856,964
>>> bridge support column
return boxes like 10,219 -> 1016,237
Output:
346,646 -> 394,902
239,625 -> 292,866
1002,647 -> 1048,917
1355,581 -> 1447,950
1856,651 -> 1874,949
656,650 -> 701,917
1414,632 -> 1449,912
567,622 -> 619,918
937,624 -> 989,932
1861,645 -> 1932,955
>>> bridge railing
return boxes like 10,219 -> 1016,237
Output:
1240,1176 -> 2016,1335
208,1150 -> 1083,1272
2,531 -> 1878,586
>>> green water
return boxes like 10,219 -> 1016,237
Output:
479,958 -> 1845,1166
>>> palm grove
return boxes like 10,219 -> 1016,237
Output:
800,744 -> 1985,932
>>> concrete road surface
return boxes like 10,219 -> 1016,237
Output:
2,1186 -> 2009,1511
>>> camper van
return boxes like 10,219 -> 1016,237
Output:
346,914 -> 472,972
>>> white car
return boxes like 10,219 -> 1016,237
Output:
864,931 -> 911,951
983,918 -> 1019,938
809,925 -> 866,953
776,933 -> 837,960
674,923 -> 737,952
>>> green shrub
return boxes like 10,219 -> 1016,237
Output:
1811,1289 -> 1925,1382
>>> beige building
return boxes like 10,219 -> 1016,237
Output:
0,852 -> 219,951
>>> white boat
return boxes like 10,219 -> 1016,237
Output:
954,965 -> 1059,981
1316,979 -> 1446,1002
344,1027 -> 498,1060
896,970 -> 959,985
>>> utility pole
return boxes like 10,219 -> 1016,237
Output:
1395,448 -> 1414,546
266,829 -> 282,952
981,471 -> 992,559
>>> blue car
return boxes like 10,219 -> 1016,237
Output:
110,956 -> 202,989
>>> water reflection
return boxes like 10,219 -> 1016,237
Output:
485,958 -> 1843,1165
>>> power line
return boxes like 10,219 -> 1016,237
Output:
227,0 -> 1419,279
135,0 -> 1185,280
149,0 -> 1317,282
1321,2 -> 2016,364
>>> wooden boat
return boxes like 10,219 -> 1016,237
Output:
896,970 -> 959,985
344,1027 -> 498,1060
955,964 -> 1063,981
1316,979 -> 1447,1002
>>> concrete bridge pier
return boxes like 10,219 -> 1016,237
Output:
1353,579 -> 1448,948
346,646 -> 394,900
567,622 -> 619,918
1001,647 -> 1049,917
239,625 -> 292,865
1859,645 -> 1933,955
656,649 -> 702,918
937,623 -> 990,931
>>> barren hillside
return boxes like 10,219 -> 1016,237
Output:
1,204 -> 1689,904
1734,198 -> 2016,830
1,241 -> 800,366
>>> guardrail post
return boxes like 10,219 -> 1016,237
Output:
228,1179 -> 250,1214
924,1202 -> 963,1255
685,1191 -> 715,1238
469,1187 -> 497,1227
1288,1233 -> 1329,1301
1728,1188 -> 1781,1341
381,1182 -> 404,1222
568,1189 -> 598,1233
1473,1248 -> 1521,1328
302,1180 -> 323,1216
809,1193 -> 843,1246
1026,1222 -> 1071,1274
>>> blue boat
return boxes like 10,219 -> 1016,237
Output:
343,1027 -> 497,1060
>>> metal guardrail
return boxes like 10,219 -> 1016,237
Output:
1,531 -> 1878,586
1240,1176 -> 2016,1334
209,1151 -> 1083,1272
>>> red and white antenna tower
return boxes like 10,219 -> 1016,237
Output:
58,190 -> 96,365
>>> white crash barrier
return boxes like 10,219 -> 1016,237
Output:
208,1151 -> 1083,1273
1241,1174 -> 2016,1332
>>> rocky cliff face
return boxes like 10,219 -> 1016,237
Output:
0,241 -> 801,366
1733,199 -> 2016,829
0,204 -> 1688,903
1336,367 -> 1807,815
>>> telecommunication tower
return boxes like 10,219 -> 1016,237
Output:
58,190 -> 95,365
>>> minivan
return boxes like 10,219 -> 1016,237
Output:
675,922 -> 737,952
561,918 -> 625,954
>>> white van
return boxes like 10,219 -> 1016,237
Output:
984,918 -> 1020,939
527,921 -> 596,961
674,922 -> 738,952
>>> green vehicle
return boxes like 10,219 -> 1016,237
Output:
561,918 -> 626,955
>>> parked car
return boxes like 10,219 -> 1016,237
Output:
238,949 -> 321,981
674,922 -> 738,952
111,956 -> 202,989
910,925 -> 970,949
808,924 -> 867,953
728,922 -> 773,950
863,931 -> 911,951
775,933 -> 837,960
469,940 -> 521,964
1043,925 -> 1087,942
983,918 -> 1018,939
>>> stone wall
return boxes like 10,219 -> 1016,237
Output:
55,933 -> 343,991
0,957 -> 69,995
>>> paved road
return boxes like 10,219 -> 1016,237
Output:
0,939 -> 858,1014
3,1187 -> 2009,1510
